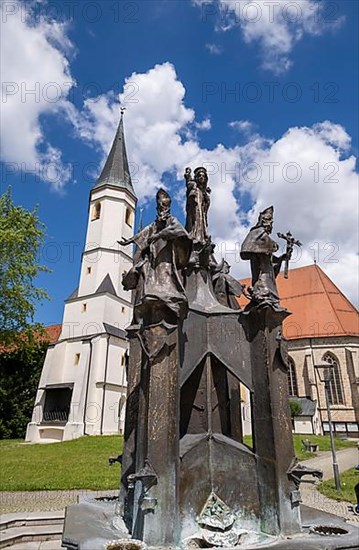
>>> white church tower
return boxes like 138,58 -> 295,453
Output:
26,111 -> 137,443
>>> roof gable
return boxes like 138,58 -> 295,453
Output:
95,274 -> 117,297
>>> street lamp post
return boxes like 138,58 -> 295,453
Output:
315,361 -> 341,491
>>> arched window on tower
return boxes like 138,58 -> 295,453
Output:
91,201 -> 101,221
287,357 -> 298,397
322,352 -> 344,405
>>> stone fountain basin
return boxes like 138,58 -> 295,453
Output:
62,496 -> 359,550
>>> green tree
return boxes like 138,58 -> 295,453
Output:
0,187 -> 50,345
0,339 -> 48,439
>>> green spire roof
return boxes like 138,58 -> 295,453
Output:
93,112 -> 136,197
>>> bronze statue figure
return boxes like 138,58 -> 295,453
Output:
185,166 -> 211,244
240,206 -> 287,310
119,189 -> 191,324
184,167 -> 212,268
211,259 -> 246,309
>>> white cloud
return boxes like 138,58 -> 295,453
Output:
205,43 -> 223,55
75,63 -> 243,240
76,63 -> 197,198
0,1 -> 75,190
195,118 -> 212,130
311,121 -> 351,151
75,62 -> 358,305
229,119 -> 256,135
194,0 -> 345,73
238,122 -> 359,304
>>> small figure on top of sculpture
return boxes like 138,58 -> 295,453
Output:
210,258 -> 247,310
240,206 -> 298,310
184,166 -> 212,268
185,166 -> 211,243
119,188 -> 191,326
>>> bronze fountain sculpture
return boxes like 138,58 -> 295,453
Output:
62,167 -> 359,549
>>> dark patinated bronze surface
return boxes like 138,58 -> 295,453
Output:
116,170 -> 304,546
63,167 -> 358,549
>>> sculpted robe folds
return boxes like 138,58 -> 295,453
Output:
123,216 -> 191,320
185,167 -> 210,245
241,225 -> 281,306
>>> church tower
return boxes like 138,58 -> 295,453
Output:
26,112 -> 137,443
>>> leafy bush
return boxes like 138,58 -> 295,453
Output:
289,399 -> 303,418
0,338 -> 47,439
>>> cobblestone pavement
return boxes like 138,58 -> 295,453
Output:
300,447 -> 359,525
0,489 -> 118,514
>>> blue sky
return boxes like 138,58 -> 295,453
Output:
1,0 -> 358,325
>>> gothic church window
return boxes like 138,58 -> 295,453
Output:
91,202 -> 101,221
287,356 -> 298,397
322,352 -> 344,405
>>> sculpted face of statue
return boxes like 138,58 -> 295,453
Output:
194,167 -> 208,189
261,213 -> 273,234
156,189 -> 171,222
257,207 -> 274,235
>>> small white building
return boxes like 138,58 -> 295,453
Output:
26,113 -> 136,443
289,397 -> 321,435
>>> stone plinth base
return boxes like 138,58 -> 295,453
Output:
62,497 -> 359,550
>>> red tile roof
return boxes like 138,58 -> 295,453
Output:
237,264 -> 359,340
0,324 -> 62,353
43,324 -> 62,344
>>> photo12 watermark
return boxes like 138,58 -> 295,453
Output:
202,81 -> 340,104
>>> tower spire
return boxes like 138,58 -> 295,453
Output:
94,107 -> 136,197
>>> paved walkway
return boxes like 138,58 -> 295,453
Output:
4,542 -> 62,550
0,489 -> 117,514
299,447 -> 359,524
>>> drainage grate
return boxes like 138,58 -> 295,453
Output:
310,525 -> 349,536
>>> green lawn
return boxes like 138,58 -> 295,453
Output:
0,436 -> 122,491
243,434 -> 356,461
0,434 -> 356,492
319,468 -> 359,503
